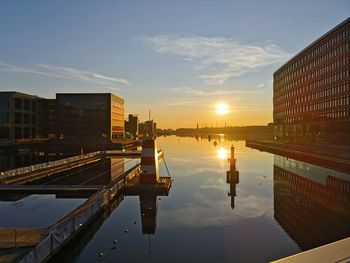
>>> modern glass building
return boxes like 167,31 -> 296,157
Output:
56,93 -> 124,140
273,18 -> 350,144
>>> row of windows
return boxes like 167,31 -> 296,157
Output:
275,25 -> 350,79
276,110 -> 349,124
14,98 -> 37,111
274,81 -> 350,109
276,70 -> 349,98
0,112 -> 38,125
0,127 -> 38,139
14,113 -> 37,125
276,96 -> 349,114
111,111 -> 124,118
275,56 -> 349,91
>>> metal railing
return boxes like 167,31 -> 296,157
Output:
0,151 -> 106,180
18,163 -> 141,263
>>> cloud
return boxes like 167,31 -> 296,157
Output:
0,60 -> 130,86
165,86 -> 265,107
144,35 -> 289,85
257,83 -> 265,88
169,86 -> 264,96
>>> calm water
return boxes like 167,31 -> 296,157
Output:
0,158 -> 139,228
50,136 -> 350,262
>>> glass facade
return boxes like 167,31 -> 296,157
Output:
273,18 -> 350,144
56,93 -> 124,140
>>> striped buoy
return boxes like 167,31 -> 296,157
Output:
139,139 -> 159,183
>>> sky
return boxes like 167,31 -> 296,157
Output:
0,0 -> 349,128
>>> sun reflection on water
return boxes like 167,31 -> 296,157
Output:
217,147 -> 228,160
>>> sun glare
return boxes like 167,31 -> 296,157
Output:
215,103 -> 229,115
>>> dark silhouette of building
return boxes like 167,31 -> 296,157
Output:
56,93 -> 124,140
273,155 -> 350,250
139,120 -> 156,138
38,98 -> 56,139
125,114 -> 139,139
0,91 -> 54,141
273,18 -> 350,144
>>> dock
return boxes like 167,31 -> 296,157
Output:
246,139 -> 350,173
0,148 -> 169,263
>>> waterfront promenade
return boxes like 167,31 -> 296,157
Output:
246,139 -> 350,173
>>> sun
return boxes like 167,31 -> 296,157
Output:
215,103 -> 229,115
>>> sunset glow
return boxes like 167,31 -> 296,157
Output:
215,103 -> 229,115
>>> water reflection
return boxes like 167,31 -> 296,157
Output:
217,147 -> 228,160
226,145 -> 240,209
273,155 -> 350,250
15,136 -> 349,262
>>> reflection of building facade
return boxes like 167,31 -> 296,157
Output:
273,155 -> 350,250
273,18 -> 350,144
56,93 -> 124,140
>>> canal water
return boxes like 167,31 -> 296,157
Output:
47,135 -> 350,263
0,158 -> 139,229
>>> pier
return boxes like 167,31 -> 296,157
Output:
0,140 -> 170,263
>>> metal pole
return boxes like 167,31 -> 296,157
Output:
163,157 -> 171,177
14,229 -> 17,248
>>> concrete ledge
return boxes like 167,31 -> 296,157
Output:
272,237 -> 350,263
246,140 -> 350,173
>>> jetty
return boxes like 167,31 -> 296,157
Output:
0,139 -> 171,263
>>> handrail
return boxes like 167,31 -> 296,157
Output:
0,151 -> 106,180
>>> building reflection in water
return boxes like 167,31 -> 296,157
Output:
226,146 -> 239,209
273,155 -> 350,250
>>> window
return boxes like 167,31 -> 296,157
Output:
15,98 -> 22,109
23,99 -> 30,110
0,112 -> 9,124
24,114 -> 30,124
32,115 -> 36,124
0,127 -> 9,139
0,96 -> 9,109
32,101 -> 36,111
23,128 -> 30,139
15,127 -> 22,139
15,113 -> 22,124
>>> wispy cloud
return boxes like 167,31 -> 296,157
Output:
0,60 -> 130,86
165,86 -> 265,108
257,83 -> 265,88
169,86 -> 264,96
144,35 -> 289,85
